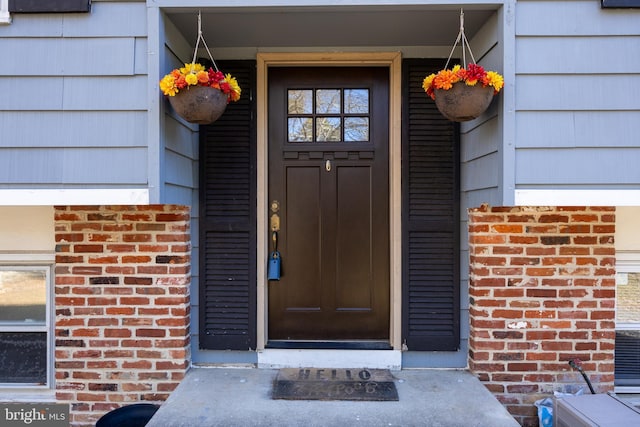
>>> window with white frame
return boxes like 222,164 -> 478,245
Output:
615,258 -> 640,389
0,0 -> 10,25
0,266 -> 52,387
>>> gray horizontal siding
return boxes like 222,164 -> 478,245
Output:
0,14 -> 65,37
0,1 -> 146,37
516,111 -> 640,148
163,184 -> 196,207
0,147 -> 148,184
0,76 -> 147,110
462,151 -> 500,192
63,76 -> 147,110
514,1 -> 640,189
516,36 -> 640,74
461,187 -> 503,213
460,9 -> 502,203
0,1 -> 149,190
160,15 -> 199,202
461,116 -> 500,162
59,2 -> 147,38
0,112 -> 146,147
165,149 -> 196,189
516,147 -> 640,185
516,75 -> 640,111
165,116 -> 197,159
0,38 -> 137,76
135,37 -> 148,75
516,0 -> 640,36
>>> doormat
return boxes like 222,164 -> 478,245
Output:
272,368 -> 398,401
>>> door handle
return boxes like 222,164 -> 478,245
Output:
268,201 -> 282,280
270,213 -> 280,232
270,200 -> 280,232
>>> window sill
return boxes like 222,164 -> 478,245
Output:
615,386 -> 640,394
0,389 -> 55,403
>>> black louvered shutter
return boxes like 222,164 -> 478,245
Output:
402,59 -> 460,351
199,60 -> 257,350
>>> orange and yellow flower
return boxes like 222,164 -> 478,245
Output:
484,71 -> 504,93
422,63 -> 503,100
159,74 -> 178,97
225,74 -> 241,102
159,62 -> 241,103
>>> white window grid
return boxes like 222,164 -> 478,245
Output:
0,264 -> 53,389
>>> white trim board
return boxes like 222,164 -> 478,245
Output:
0,253 -> 55,263
0,0 -> 10,25
0,189 -> 150,206
255,52 -> 403,352
515,190 -> 640,207
258,349 -> 402,370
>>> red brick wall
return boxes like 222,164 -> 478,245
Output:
54,205 -> 191,427
467,205 -> 616,427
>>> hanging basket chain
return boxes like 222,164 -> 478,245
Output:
189,11 -> 220,73
444,8 -> 477,70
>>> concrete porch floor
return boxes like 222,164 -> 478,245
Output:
146,367 -> 520,427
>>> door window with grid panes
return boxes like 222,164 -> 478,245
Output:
287,88 -> 370,143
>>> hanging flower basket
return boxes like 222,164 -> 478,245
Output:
158,13 -> 241,125
167,84 -> 228,124
423,64 -> 503,123
433,79 -> 496,122
160,63 -> 241,125
421,9 -> 504,122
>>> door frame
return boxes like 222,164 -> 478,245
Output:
256,52 -> 402,351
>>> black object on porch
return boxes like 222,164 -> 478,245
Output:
96,403 -> 159,427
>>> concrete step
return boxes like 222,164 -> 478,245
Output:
146,367 -> 519,427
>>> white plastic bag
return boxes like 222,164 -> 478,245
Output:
534,397 -> 554,427
535,388 -> 585,427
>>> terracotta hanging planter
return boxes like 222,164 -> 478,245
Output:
159,12 -> 241,125
421,9 -> 504,123
168,85 -> 228,125
434,82 -> 495,122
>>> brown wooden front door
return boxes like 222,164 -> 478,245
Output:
267,67 -> 390,344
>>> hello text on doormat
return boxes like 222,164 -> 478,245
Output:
272,368 -> 399,401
